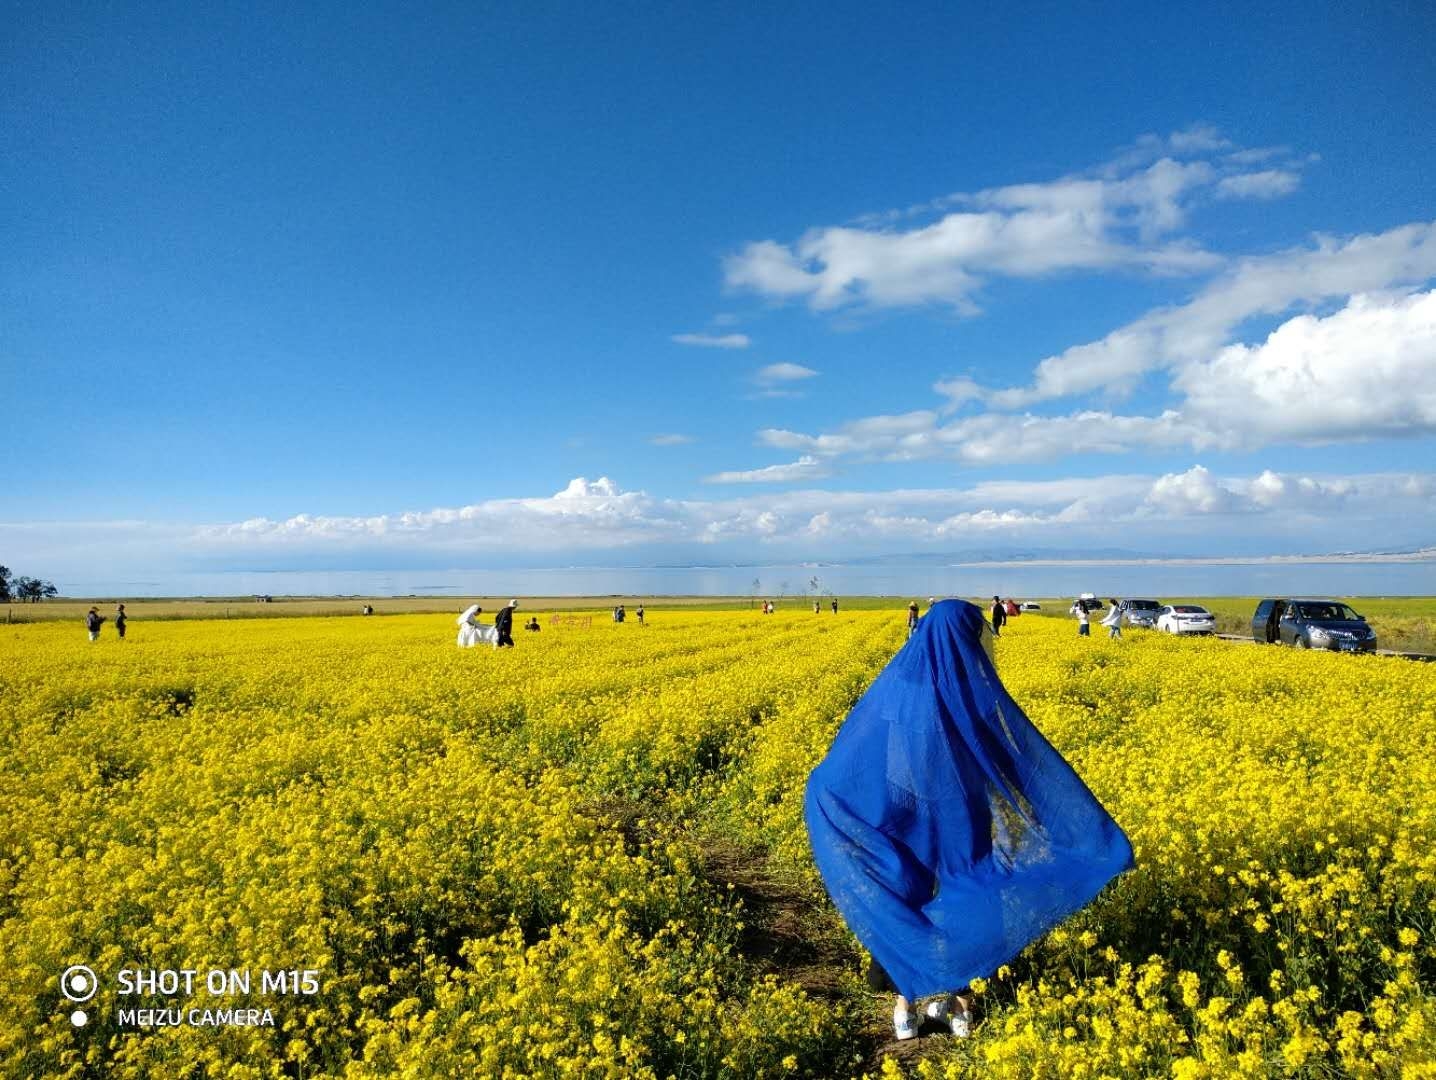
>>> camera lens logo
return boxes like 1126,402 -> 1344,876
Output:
61,965 -> 97,1027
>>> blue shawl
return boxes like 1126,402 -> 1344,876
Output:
804,599 -> 1133,1000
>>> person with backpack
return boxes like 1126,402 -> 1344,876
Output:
989,595 -> 1006,638
85,607 -> 105,641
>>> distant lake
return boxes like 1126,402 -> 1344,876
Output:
58,561 -> 1436,599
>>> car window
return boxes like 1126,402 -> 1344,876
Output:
1172,605 -> 1207,614
1254,600 -> 1272,617
1295,602 -> 1357,620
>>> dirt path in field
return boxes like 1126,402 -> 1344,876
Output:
696,839 -> 971,1073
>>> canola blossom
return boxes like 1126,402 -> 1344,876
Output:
1,609 -> 1433,1077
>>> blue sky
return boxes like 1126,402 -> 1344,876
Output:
4,1 -> 1435,576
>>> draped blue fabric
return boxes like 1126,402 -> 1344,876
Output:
804,599 -> 1133,1001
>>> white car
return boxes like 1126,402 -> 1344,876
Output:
1019,602 -> 1041,611
1156,604 -> 1216,635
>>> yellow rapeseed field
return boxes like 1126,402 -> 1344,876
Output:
1,608 -> 1433,1078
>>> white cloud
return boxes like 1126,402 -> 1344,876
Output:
751,291 -> 1435,465
988,221 -> 1436,407
704,455 -> 829,484
554,476 -> 622,499
934,376 -> 983,410
759,410 -> 941,457
1215,169 -> 1300,200
723,130 -> 1303,313
1144,465 -> 1241,515
672,332 -> 751,349
649,433 -> 695,446
755,362 -> 818,384
1174,290 -> 1436,446
7,468 -> 1434,573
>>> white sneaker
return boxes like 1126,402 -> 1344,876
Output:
949,1007 -> 973,1038
893,1006 -> 918,1041
923,998 -> 973,1037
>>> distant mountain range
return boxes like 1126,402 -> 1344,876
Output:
845,547 -> 1161,565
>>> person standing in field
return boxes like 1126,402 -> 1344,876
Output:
806,601 -> 1132,1043
494,599 -> 518,648
115,603 -> 127,639
814,599 -> 821,614
989,595 -> 1006,638
907,601 -> 920,638
85,607 -> 105,641
456,604 -> 487,647
636,603 -> 644,625
831,598 -> 839,614
1071,599 -> 1091,637
1101,599 -> 1124,640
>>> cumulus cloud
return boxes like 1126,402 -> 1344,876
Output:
723,129 -> 1304,313
1144,465 -> 1241,515
182,468 -> 1436,541
1174,290 -> 1436,446
672,332 -> 751,348
1137,467 -> 1436,520
758,288 -> 1436,466
7,468 -> 1434,574
990,221 -> 1436,408
751,289 -> 1435,465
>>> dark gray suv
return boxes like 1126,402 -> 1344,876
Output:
1251,598 -> 1377,652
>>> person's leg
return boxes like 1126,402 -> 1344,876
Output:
952,987 -> 974,1036
868,959 -> 916,1040
892,994 -> 916,1039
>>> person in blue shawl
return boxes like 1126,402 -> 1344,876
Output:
805,599 -> 1133,1040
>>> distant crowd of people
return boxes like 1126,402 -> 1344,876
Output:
77,593 -> 1136,653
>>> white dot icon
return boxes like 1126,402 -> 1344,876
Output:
71,975 -> 89,993
71,1010 -> 87,1027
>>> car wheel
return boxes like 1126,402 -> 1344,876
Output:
1295,636 -> 1309,649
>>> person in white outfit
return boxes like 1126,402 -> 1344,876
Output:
456,604 -> 498,647
1101,598 -> 1124,640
